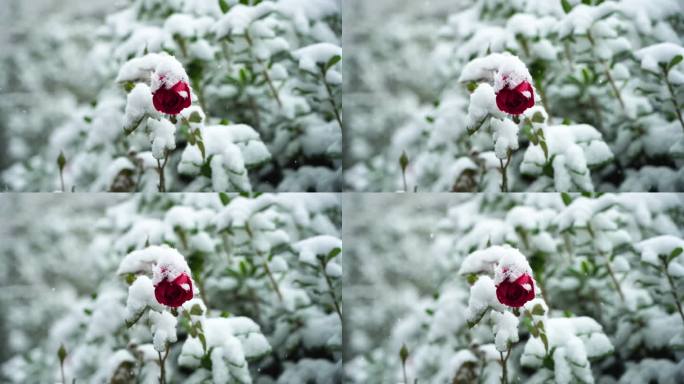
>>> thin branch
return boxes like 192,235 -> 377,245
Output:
319,258 -> 342,322
662,67 -> 684,133
263,261 -> 283,302
244,32 -> 282,108
156,153 -> 169,192
320,67 -> 343,131
662,258 -> 684,326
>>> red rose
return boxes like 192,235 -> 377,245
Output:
154,272 -> 193,307
496,273 -> 535,307
152,81 -> 192,115
496,81 -> 535,115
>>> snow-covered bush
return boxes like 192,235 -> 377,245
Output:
0,193 -> 342,383
1,0 -> 342,192
344,193 -> 684,383
345,0 -> 684,192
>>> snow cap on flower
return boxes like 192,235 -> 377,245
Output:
493,249 -> 533,285
458,52 -> 533,93
458,244 -> 529,277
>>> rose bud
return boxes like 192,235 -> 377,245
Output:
496,81 -> 535,115
154,272 -> 194,307
152,81 -> 192,115
496,273 -> 535,307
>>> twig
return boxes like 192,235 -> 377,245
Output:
499,347 -> 511,384
662,67 -> 684,133
605,254 -> 625,302
319,258 -> 342,322
244,32 -> 282,108
498,150 -> 512,192
662,258 -> 684,326
587,32 -> 625,111
157,345 -> 169,384
320,67 -> 343,131
156,153 -> 169,192
263,261 -> 283,302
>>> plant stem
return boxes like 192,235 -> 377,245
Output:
59,170 -> 65,193
60,361 -> 66,384
402,359 -> 408,384
605,254 -> 625,302
244,32 -> 282,108
498,151 -> 512,192
499,347 -> 511,384
662,67 -> 684,133
587,32 -> 625,111
156,153 -> 169,192
263,261 -> 283,302
662,259 -> 684,326
401,168 -> 408,192
319,259 -> 342,322
320,67 -> 343,131
157,345 -> 169,384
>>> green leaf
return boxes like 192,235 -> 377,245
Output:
325,55 -> 341,72
219,192 -> 231,206
83,116 -> 92,123
425,308 -> 434,316
425,116 -> 435,123
190,304 -> 204,316
561,0 -> 573,14
531,111 -> 545,123
399,151 -> 409,171
466,274 -> 478,285
561,192 -> 573,206
581,0 -> 591,4
399,344 -> 409,363
531,304 -> 545,316
467,82 -> 478,93
58,344 -> 67,364
669,55 -> 683,71
218,0 -> 230,14
667,247 -> 683,264
540,332 -> 549,353
199,332 -> 207,352
540,140 -> 549,160
57,151 -> 66,171
125,274 -> 137,285
124,82 -> 135,92
188,111 -> 203,123
197,140 -> 206,161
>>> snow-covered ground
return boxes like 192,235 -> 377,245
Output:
344,193 -> 684,383
344,0 -> 684,192
0,193 -> 342,383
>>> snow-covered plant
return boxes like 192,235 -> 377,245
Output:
345,0 -> 684,192
344,193 -> 684,383
0,193 -> 342,383
1,0 -> 342,192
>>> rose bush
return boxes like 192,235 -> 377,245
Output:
0,193 -> 343,383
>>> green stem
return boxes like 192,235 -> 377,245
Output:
662,67 -> 684,133
662,258 -> 684,326
402,360 -> 409,384
498,151 -> 512,192
320,67 -> 343,131
60,361 -> 66,384
157,345 -> 169,384
499,347 -> 511,384
587,32 -> 625,111
605,254 -> 625,302
263,261 -> 283,302
319,258 -> 342,322
156,153 -> 169,192
244,32 -> 282,108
